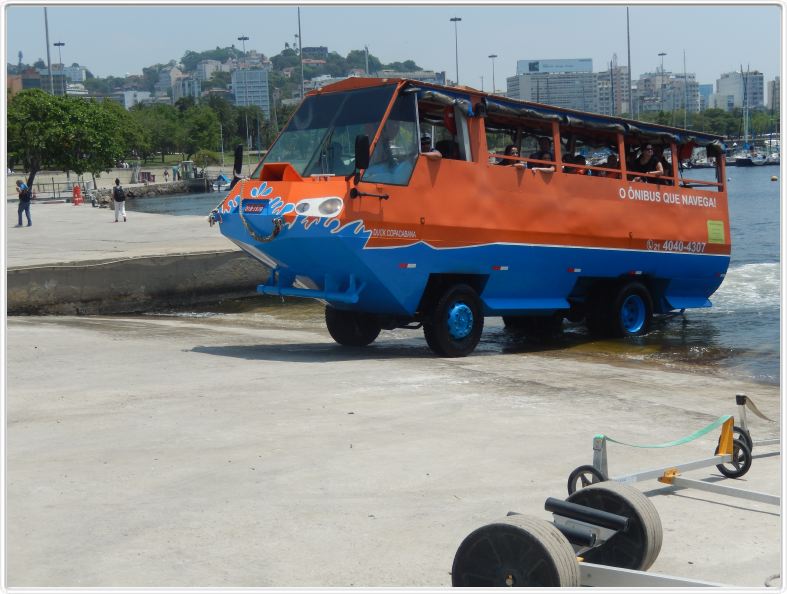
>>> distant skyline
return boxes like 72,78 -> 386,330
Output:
3,3 -> 783,91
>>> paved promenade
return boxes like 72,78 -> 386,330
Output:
6,198 -> 228,268
4,195 -> 782,588
5,199 -> 268,313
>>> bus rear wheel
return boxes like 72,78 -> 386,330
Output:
423,284 -> 484,357
325,305 -> 381,347
587,282 -> 653,338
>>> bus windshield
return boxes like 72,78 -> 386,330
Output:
253,84 -> 396,178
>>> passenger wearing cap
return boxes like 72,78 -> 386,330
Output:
420,132 -> 442,160
629,143 -> 664,182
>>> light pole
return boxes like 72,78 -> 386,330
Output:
658,51 -> 667,112
450,17 -> 461,85
238,35 -> 250,151
488,53 -> 497,94
54,41 -> 65,95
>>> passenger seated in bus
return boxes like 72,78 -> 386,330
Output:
628,144 -> 664,182
364,119 -> 418,184
435,139 -> 461,160
420,132 -> 442,159
562,153 -> 588,175
596,154 -> 621,179
653,145 -> 674,185
497,144 -> 520,166
528,137 -> 555,172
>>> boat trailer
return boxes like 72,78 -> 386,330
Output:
451,395 -> 780,587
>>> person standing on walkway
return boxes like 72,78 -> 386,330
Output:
112,178 -> 127,222
163,169 -> 169,182
15,179 -> 32,227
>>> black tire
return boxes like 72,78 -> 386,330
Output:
587,282 -> 653,338
566,482 -> 663,571
715,437 -> 752,479
451,514 -> 580,587
733,425 -> 754,453
567,464 -> 607,495
503,313 -> 564,338
423,284 -> 484,357
325,305 -> 381,347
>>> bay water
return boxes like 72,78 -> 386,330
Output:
127,167 -> 781,384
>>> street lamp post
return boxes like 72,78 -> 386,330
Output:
238,35 -> 250,152
54,41 -> 65,95
450,17 -> 461,85
658,51 -> 667,112
488,53 -> 498,94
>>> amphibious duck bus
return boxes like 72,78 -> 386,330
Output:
209,78 -> 730,357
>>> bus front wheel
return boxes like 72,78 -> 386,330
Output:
423,284 -> 484,357
325,305 -> 381,347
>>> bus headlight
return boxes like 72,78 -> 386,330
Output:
294,196 -> 343,218
318,198 -> 343,216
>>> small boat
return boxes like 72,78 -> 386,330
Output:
735,152 -> 768,167
766,152 -> 780,165
212,173 -> 231,191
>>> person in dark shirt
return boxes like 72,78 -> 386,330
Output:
528,137 -> 555,172
629,144 -> 664,182
498,144 -> 520,166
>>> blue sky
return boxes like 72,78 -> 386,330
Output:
4,3 -> 783,90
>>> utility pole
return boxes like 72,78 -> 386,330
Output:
54,41 -> 65,95
658,51 -> 667,112
450,17 -> 461,85
683,49 -> 689,129
44,8 -> 53,94
626,7 -> 633,118
298,7 -> 304,100
488,54 -> 497,94
238,35 -> 250,152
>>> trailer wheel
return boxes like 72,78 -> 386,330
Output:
423,284 -> 484,357
733,425 -> 754,452
567,464 -> 607,495
451,514 -> 580,587
566,482 -> 663,571
714,437 -> 752,478
325,306 -> 381,347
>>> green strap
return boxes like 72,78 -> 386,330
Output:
595,415 -> 731,449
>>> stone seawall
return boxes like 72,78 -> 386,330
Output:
95,179 -> 212,200
7,250 -> 269,315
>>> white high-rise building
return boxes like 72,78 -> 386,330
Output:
231,68 -> 271,118
712,71 -> 764,110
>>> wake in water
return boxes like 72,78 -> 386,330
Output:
710,262 -> 780,313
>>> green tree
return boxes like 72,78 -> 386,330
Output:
205,94 -> 238,148
346,49 -> 382,73
193,149 -> 221,171
8,89 -> 133,186
178,104 -> 220,160
129,103 -> 179,162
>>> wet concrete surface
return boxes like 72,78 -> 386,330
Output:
6,303 -> 782,587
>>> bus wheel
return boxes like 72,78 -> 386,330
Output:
325,306 -> 381,347
612,282 -> 653,337
588,282 -> 652,338
423,284 -> 484,357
